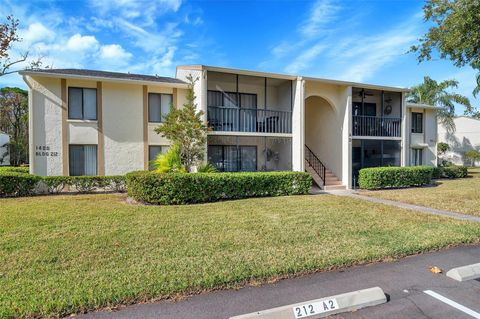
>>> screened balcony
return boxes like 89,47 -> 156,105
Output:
207,135 -> 292,172
207,71 -> 293,134
352,88 -> 402,138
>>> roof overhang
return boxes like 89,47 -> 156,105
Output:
19,70 -> 189,89
303,76 -> 410,92
406,102 -> 440,110
177,64 -> 410,92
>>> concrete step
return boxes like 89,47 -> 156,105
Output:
323,184 -> 347,191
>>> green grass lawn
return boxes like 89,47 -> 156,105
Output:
2,194 -> 480,318
362,167 -> 480,216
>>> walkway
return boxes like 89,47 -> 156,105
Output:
330,191 -> 480,223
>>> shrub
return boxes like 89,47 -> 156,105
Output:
126,171 -> 312,205
42,176 -> 71,194
197,163 -> 218,173
0,171 -> 41,197
442,166 -> 468,178
359,166 -> 434,190
68,176 -> 126,193
432,166 -> 468,179
151,144 -> 185,173
0,166 -> 29,174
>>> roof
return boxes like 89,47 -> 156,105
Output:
406,102 -> 441,110
177,64 -> 410,92
20,69 -> 188,87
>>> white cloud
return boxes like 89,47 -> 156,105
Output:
285,43 -> 327,74
336,22 -> 418,82
301,0 -> 340,37
99,44 -> 132,60
66,33 -> 99,51
21,22 -> 55,44
90,0 -> 182,26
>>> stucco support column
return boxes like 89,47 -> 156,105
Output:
342,86 -> 352,188
61,78 -> 68,176
97,81 -> 104,175
401,92 -> 408,166
143,85 -> 148,170
292,77 -> 305,172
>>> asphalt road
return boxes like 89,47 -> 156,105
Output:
78,245 -> 480,319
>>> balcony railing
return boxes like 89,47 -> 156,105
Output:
352,115 -> 401,137
207,106 -> 292,133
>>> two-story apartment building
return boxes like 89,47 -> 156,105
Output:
21,65 -> 438,189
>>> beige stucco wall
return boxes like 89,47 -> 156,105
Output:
304,81 -> 349,181
26,76 -> 63,175
438,116 -> 480,165
27,75 -> 186,176
407,107 -> 437,166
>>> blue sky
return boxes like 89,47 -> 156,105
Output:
1,0 -> 478,113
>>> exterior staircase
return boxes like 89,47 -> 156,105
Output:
305,145 -> 346,191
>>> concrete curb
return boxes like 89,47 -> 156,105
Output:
229,286 -> 386,319
446,263 -> 480,282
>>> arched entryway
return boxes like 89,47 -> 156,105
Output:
304,95 -> 344,188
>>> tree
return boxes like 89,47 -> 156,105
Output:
0,87 -> 28,165
411,0 -> 480,103
465,149 -> 480,167
437,142 -> 450,155
1,15 -> 42,77
407,76 -> 471,131
154,75 -> 208,172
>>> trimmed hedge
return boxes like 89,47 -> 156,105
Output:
126,171 -> 312,205
432,166 -> 468,179
0,171 -> 41,197
0,166 -> 29,174
359,166 -> 434,190
0,170 -> 126,197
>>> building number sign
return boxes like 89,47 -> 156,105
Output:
35,145 -> 59,157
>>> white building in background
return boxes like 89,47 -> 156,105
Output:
0,132 -> 9,165
438,116 -> 480,166
21,65 -> 438,189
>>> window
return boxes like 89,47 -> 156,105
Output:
69,145 -> 97,176
412,148 -> 423,166
207,145 -> 257,172
411,112 -> 423,133
148,145 -> 169,162
68,88 -> 97,120
148,93 -> 172,123
207,90 -> 257,108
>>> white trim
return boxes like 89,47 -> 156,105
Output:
20,71 -> 189,89
67,119 -> 98,124
208,131 -> 292,138
351,136 -> 402,141
406,102 -> 440,110
177,64 -> 409,92
424,290 -> 480,318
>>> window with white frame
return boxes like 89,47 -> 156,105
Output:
412,148 -> 423,166
148,93 -> 172,123
68,87 -> 97,120
69,145 -> 97,176
411,112 -> 423,133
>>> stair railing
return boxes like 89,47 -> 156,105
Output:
304,145 -> 326,186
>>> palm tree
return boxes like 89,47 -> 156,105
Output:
407,76 -> 472,132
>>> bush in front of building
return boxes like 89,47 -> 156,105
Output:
0,169 -> 127,197
126,171 -> 312,205
42,176 -> 126,194
0,166 -> 29,174
0,171 -> 41,197
359,166 -> 434,190
432,166 -> 469,179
